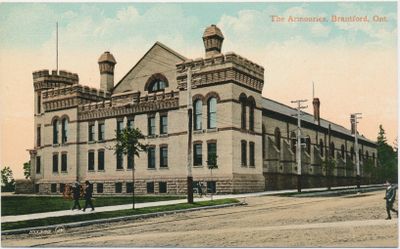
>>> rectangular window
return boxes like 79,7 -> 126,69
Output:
249,142 -> 255,166
37,92 -> 41,114
193,144 -> 202,166
51,183 -> 57,193
59,183 -> 65,193
98,122 -> 105,141
126,182 -> 133,193
160,147 -> 168,168
88,123 -> 95,142
160,115 -> 168,135
37,126 -> 41,147
61,153 -> 67,172
146,182 -> 154,194
148,147 -> 156,169
241,141 -> 247,166
207,181 -> 216,194
148,116 -> 156,135
115,182 -> 122,193
127,118 -> 134,129
98,150 -> 105,170
117,120 -> 124,135
116,152 -> 123,170
127,153 -> 134,169
207,142 -> 217,167
97,183 -> 104,193
36,156 -> 41,174
52,154 -> 58,173
88,151 -> 95,171
159,182 -> 167,193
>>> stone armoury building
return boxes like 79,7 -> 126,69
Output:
26,25 -> 377,195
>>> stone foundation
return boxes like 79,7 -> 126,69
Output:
264,173 -> 373,190
34,177 -> 234,195
14,179 -> 34,194
232,174 -> 265,193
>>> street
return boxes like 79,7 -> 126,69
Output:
2,190 -> 398,247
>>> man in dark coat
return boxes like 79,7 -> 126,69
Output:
384,180 -> 398,220
71,182 -> 81,210
83,180 -> 95,212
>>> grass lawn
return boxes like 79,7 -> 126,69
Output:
1,198 -> 239,231
1,195 -> 185,216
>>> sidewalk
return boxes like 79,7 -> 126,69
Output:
1,184 -> 383,223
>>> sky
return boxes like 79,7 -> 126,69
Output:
0,2 -> 397,179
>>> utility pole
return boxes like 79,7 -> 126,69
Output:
187,65 -> 194,204
291,99 -> 308,192
351,113 -> 362,189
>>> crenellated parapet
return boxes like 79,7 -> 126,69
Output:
176,52 -> 264,93
42,84 -> 110,112
33,69 -> 79,91
78,90 -> 180,121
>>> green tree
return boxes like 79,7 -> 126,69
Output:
376,125 -> 397,183
108,127 -> 147,209
23,161 -> 31,179
207,154 -> 218,201
1,166 -> 15,192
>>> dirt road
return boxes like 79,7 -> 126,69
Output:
2,190 -> 398,247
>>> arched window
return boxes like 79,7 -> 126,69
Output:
53,119 -> 59,144
372,152 -> 376,163
341,145 -> 345,159
290,132 -> 296,153
329,142 -> 335,158
274,127 -> 281,150
145,74 -> 169,93
248,97 -> 255,132
365,151 -> 369,159
207,97 -> 217,129
239,94 -> 247,129
61,118 -> 68,143
194,99 -> 202,131
319,139 -> 324,157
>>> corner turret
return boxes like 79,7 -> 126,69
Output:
98,51 -> 117,92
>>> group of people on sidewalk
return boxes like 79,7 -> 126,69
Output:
70,180 -> 95,212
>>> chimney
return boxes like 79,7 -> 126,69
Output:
313,98 -> 320,125
98,51 -> 116,92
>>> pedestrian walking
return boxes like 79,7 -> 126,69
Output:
83,180 -> 95,212
198,182 -> 204,198
71,182 -> 81,211
384,180 -> 398,220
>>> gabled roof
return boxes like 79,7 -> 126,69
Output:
112,41 -> 187,91
262,97 -> 375,145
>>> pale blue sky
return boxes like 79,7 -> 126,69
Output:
0,2 -> 397,51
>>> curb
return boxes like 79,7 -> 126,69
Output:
289,186 -> 385,197
1,202 -> 244,235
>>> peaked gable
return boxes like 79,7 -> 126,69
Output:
113,42 -> 187,94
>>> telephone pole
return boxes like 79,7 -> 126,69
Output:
187,65 -> 194,204
291,99 -> 308,193
351,113 -> 362,189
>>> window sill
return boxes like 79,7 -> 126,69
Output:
61,171 -> 68,174
97,170 -> 105,172
52,144 -> 60,147
97,140 -> 105,143
193,130 -> 204,134
88,170 -> 95,172
61,142 -> 68,146
116,168 -> 124,171
159,166 -> 169,169
207,128 -> 218,133
249,165 -> 256,168
147,168 -> 156,170
147,135 -> 157,139
193,165 -> 203,168
241,165 -> 248,168
159,134 -> 168,138
88,141 -> 96,144
52,172 -> 59,174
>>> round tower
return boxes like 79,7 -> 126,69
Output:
98,51 -> 117,92
203,24 -> 224,57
